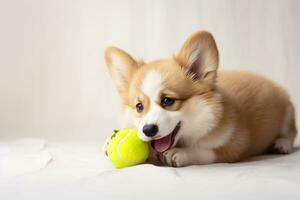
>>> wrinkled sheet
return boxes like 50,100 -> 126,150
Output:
0,138 -> 52,177
1,139 -> 300,200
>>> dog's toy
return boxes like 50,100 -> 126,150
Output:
106,128 -> 150,168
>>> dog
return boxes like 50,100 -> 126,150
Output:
104,30 -> 297,167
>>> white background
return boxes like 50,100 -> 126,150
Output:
0,0 -> 299,142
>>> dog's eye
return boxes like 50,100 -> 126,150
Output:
136,103 -> 144,113
161,97 -> 175,107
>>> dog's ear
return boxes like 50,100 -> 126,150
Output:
177,31 -> 219,83
105,47 -> 138,95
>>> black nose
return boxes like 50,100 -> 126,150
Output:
143,124 -> 159,137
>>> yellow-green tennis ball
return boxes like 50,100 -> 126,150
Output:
106,129 -> 150,169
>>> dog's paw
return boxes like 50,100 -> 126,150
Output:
160,148 -> 189,167
273,138 -> 293,154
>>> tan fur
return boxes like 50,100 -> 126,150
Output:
105,31 -> 297,167
216,72 -> 295,157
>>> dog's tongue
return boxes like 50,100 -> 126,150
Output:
151,134 -> 172,153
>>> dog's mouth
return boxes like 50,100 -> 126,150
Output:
151,122 -> 181,153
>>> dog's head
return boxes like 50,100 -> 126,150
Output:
105,31 -> 223,152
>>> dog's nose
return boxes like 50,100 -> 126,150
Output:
143,124 -> 158,137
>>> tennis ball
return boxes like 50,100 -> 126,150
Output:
106,128 -> 150,169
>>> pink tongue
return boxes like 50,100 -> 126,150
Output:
151,134 -> 172,153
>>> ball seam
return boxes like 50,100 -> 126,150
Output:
116,130 -> 146,166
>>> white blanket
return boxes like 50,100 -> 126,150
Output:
1,138 -> 300,200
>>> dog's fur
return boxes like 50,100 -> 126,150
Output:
104,31 -> 297,167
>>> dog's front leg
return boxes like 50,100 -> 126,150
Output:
160,148 -> 216,167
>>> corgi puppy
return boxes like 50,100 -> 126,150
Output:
104,31 -> 297,167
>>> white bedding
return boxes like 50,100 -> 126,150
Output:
1,139 -> 300,200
